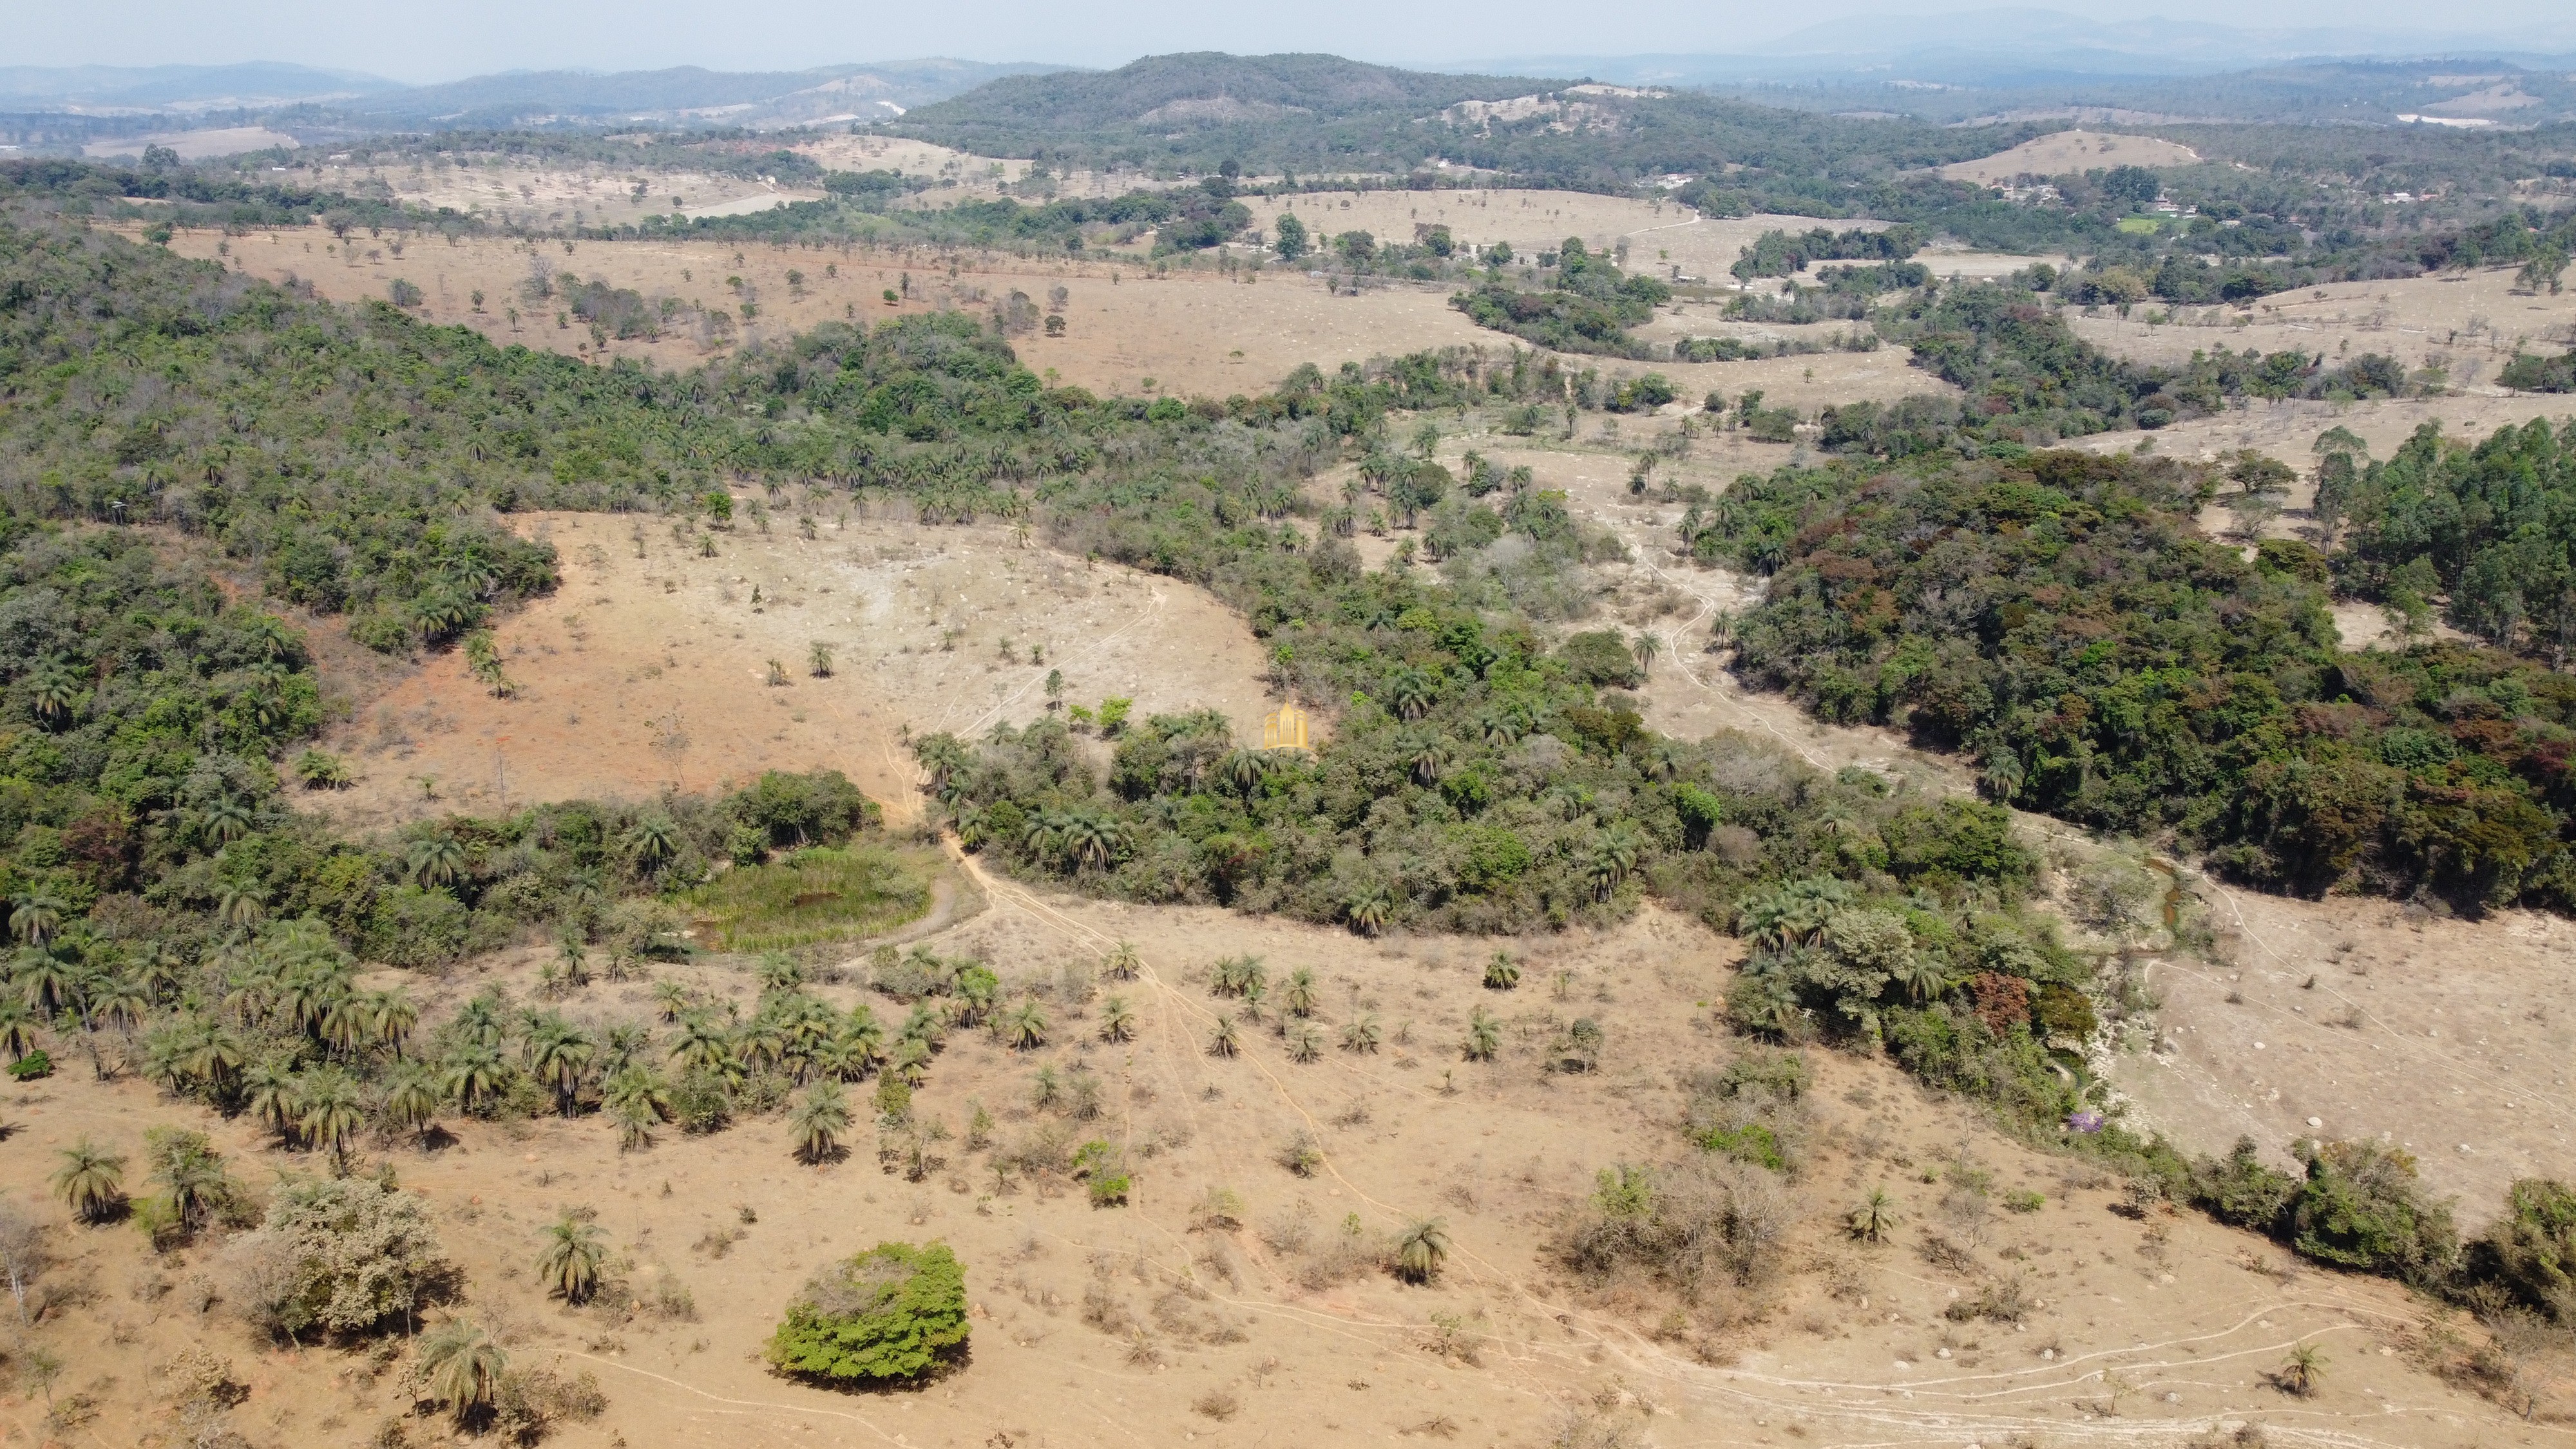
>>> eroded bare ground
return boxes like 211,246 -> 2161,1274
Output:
311,503 -> 1272,831
5,874 -> 2559,1449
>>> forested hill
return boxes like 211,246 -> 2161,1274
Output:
888,52 -> 2037,187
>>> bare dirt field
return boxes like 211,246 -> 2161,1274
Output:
4,867 -> 2559,1449
1938,130 -> 2204,185
84,126 -> 302,161
2113,880 -> 2576,1221
153,219 -> 1951,402
2068,263 -> 2576,390
308,504 -> 1273,833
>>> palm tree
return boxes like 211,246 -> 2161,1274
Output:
180,1019 -> 243,1089
1346,888 -> 1391,936
419,1320 -> 508,1423
1473,706 -> 1524,747
1409,736 -> 1451,786
27,658 -> 82,726
1632,632 -> 1662,673
788,1081 -> 851,1164
526,1022 -> 596,1117
215,882 -> 269,934
406,835 -> 468,890
1285,1021 -> 1324,1063
92,974 -> 148,1036
1849,1188 -> 1899,1244
14,949 -> 72,1013
8,893 -> 65,948
439,1042 -> 508,1113
1463,1009 -> 1500,1063
808,641 -> 835,677
1103,942 -> 1140,980
667,1012 -> 732,1074
1281,968 -> 1319,1017
1482,953 -> 1520,990
300,1068 -> 366,1165
367,990 -> 419,1057
1088,996 -> 1131,1044
2276,1342 -> 2327,1397
1055,810 -> 1129,871
1218,749 -> 1270,799
0,998 -> 37,1063
1894,954 -> 1950,1004
536,1214 -> 608,1303
52,1139 -> 126,1222
651,979 -> 691,1021
1341,1014 -> 1381,1054
1393,1218 -> 1450,1283
1585,827 -> 1641,901
242,1056 -> 303,1145
1207,1014 -> 1241,1057
1000,999 -> 1049,1050
383,1067 -> 442,1148
450,994 -> 507,1050
603,1066 -> 670,1151
200,799 -> 254,848
1385,666 -> 1435,721
150,1132 -> 234,1236
625,817 -> 680,875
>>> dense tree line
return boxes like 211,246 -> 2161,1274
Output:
1686,446 -> 2576,909
2325,418 -> 2576,665
1451,238 -> 1670,358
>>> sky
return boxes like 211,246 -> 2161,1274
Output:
16,0 -> 2576,84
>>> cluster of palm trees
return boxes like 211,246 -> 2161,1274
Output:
46,1126 -> 238,1240
1019,807 -> 1132,872
1730,876 -> 1959,1041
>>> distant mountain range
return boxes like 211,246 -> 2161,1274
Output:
1458,8 -> 2576,88
0,58 -> 1067,129
0,62 -> 400,112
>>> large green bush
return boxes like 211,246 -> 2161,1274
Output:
2289,1141 -> 2460,1285
2468,1177 -> 2576,1323
767,1242 -> 969,1385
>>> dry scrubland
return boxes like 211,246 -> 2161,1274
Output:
1431,411 -> 2576,1226
153,202 -> 1978,402
1,878 -> 2552,1449
53,181 -> 2576,1446
309,506 -> 1272,832
2,406 -> 2571,1447
2069,263 -> 2576,392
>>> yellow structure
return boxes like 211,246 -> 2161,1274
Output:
1261,701 -> 1312,752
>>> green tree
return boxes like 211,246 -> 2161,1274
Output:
767,1242 -> 969,1384
1273,213 -> 1308,262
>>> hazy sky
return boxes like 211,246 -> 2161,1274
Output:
19,0 -> 2576,84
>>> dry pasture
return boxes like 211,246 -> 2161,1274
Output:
1938,129 -> 2205,185
309,504 -> 1272,832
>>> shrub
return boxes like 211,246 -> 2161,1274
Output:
228,1177 -> 452,1339
1556,630 -> 1643,687
2190,1137 -> 2300,1232
767,1241 -> 969,1385
2289,1141 -> 2459,1285
2468,1178 -> 2576,1323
